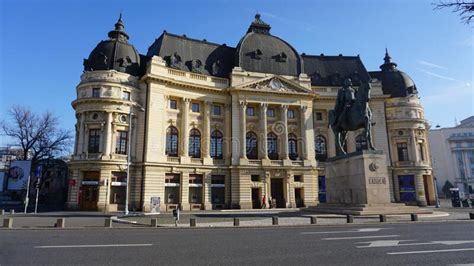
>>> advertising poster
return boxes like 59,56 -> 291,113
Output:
7,160 -> 32,190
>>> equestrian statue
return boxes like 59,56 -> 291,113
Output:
328,78 -> 376,156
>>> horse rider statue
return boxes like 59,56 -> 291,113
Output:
331,78 -> 356,127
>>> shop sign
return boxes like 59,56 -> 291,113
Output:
150,196 -> 160,214
210,184 -> 225,188
81,180 -> 99,185
111,181 -> 127,186
189,184 -> 203,187
164,183 -> 180,187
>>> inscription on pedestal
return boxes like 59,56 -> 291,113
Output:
368,177 -> 386,185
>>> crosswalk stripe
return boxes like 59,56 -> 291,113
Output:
323,235 -> 399,240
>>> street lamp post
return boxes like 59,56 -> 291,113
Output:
124,102 -> 145,216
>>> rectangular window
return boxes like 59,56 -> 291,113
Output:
191,103 -> 200,113
294,175 -> 302,182
211,175 -> 225,185
418,143 -> 425,161
315,112 -> 323,121
165,173 -> 180,184
121,91 -> 131,101
115,131 -> 128,155
251,175 -> 260,182
267,108 -> 275,117
88,129 -> 101,153
247,107 -> 255,116
212,105 -> 221,115
397,143 -> 409,161
287,109 -> 295,119
92,88 -> 101,98
169,99 -> 177,110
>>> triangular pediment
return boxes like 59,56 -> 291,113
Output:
235,75 -> 313,94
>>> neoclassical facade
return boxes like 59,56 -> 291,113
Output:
67,15 -> 435,212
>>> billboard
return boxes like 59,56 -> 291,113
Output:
7,160 -> 32,191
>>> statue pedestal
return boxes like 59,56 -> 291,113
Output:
311,151 -> 428,215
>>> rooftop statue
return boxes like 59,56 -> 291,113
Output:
329,78 -> 376,155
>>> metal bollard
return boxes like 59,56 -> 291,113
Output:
272,216 -> 278,225
3,218 -> 12,228
190,218 -> 196,227
233,217 -> 240,226
346,215 -> 354,223
379,214 -> 387,223
104,218 -> 113,228
469,213 -> 474,220
310,216 -> 317,224
151,218 -> 158,227
410,213 -> 418,222
10,209 -> 15,215
55,218 -> 66,228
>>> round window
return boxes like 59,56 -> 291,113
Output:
120,115 -> 127,123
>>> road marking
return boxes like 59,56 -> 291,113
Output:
388,248 -> 474,255
357,240 -> 474,248
301,228 -> 388,235
323,235 -> 399,240
35,244 -> 153,249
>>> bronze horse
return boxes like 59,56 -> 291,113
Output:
328,82 -> 376,155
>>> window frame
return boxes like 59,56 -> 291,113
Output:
189,128 -> 201,158
246,131 -> 258,159
288,133 -> 298,160
92,88 -> 101,98
115,130 -> 128,155
88,129 -> 101,153
169,99 -> 178,110
166,126 -> 179,157
191,102 -> 200,113
210,130 -> 223,159
267,132 -> 278,160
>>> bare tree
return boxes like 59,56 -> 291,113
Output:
1,105 -> 73,165
434,1 -> 474,24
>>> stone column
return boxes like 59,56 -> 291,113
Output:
204,173 -> 212,210
286,173 -> 292,208
300,106 -> 308,160
260,103 -> 269,159
281,104 -> 289,160
203,101 -> 212,164
240,100 -> 247,159
77,113 -> 85,156
415,173 -> 427,206
263,171 -> 270,208
409,130 -> 418,162
180,98 -> 191,159
180,171 -> 190,211
103,112 -> 113,158
224,104 -> 232,164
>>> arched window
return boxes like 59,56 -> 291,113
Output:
166,126 -> 179,157
246,131 -> 258,159
315,135 -> 327,161
267,132 -> 278,160
189,128 -> 201,158
210,130 -> 223,159
288,133 -> 298,160
355,134 -> 368,152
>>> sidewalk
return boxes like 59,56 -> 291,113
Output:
1,206 -> 472,229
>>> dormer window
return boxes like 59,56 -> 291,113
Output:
253,49 -> 263,59
276,52 -> 287,62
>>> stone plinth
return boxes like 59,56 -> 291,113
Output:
311,150 -> 429,215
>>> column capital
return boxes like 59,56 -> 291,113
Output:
239,100 -> 247,107
183,98 -> 192,104
260,102 -> 269,109
300,105 -> 308,113
281,104 -> 289,110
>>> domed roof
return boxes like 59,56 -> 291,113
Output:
83,15 -> 141,76
377,49 -> 418,97
236,14 -> 302,76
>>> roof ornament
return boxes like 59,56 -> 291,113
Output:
247,13 -> 271,34
108,13 -> 129,42
380,48 -> 397,71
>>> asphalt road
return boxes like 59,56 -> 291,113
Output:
1,221 -> 473,265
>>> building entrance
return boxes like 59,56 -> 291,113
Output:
251,188 -> 261,209
79,185 -> 99,211
271,179 -> 285,208
295,188 -> 304,207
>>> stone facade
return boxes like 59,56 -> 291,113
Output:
67,15 -> 435,212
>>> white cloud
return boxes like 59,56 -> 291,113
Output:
416,68 -> 456,81
417,60 -> 446,70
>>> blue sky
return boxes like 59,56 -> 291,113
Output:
0,0 -> 472,146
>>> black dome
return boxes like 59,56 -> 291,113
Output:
377,49 -> 418,97
83,15 -> 141,76
236,14 -> 302,76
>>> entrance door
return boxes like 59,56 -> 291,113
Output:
271,179 -> 285,208
295,188 -> 304,207
318,176 -> 326,203
399,175 -> 416,203
251,188 -> 261,209
423,175 -> 433,205
79,185 -> 99,211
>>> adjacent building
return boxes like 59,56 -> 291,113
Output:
67,14 -> 435,212
430,116 -> 474,195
